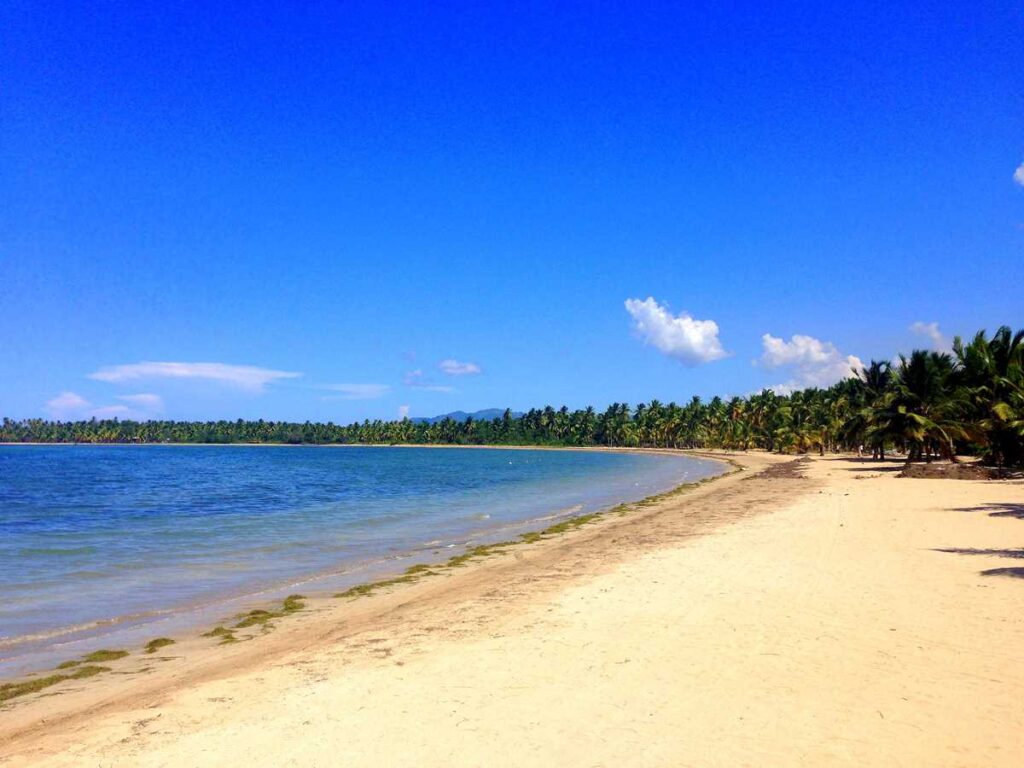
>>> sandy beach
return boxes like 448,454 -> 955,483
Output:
1,451 -> 1022,766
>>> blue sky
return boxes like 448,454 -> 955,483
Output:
2,2 -> 1022,422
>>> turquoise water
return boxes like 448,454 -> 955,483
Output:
0,445 -> 722,675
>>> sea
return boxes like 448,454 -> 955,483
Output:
0,444 -> 723,676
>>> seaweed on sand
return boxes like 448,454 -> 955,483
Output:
202,626 -> 238,644
331,463 -> 739,602
82,649 -> 129,663
0,665 -> 110,703
144,638 -> 176,654
232,594 -> 308,630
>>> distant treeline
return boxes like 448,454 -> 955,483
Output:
3,327 -> 1022,467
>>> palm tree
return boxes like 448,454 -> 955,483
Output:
870,351 -> 968,462
847,360 -> 891,459
747,389 -> 781,452
954,326 -> 1024,467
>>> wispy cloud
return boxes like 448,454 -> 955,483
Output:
89,362 -> 301,392
46,391 -> 165,420
759,333 -> 864,394
909,321 -> 951,352
1014,162 -> 1024,187
118,393 -> 164,410
89,405 -> 133,419
404,369 -> 454,392
624,297 -> 727,365
398,405 -> 410,419
320,383 -> 390,401
46,391 -> 91,419
439,359 -> 482,376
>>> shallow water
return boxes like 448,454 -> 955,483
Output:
0,445 -> 722,676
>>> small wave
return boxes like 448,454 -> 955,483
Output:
530,503 -> 584,523
0,608 -> 173,651
17,546 -> 98,557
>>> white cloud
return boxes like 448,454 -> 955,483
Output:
909,321 -> 950,352
398,405 -> 410,419
89,405 -> 132,419
45,391 -> 164,420
439,359 -> 482,376
404,369 -> 455,392
117,393 -> 164,410
89,362 -> 301,392
320,383 -> 390,401
624,297 -> 727,365
46,391 -> 91,419
759,333 -> 864,393
1014,162 -> 1024,187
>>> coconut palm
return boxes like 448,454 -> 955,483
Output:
843,360 -> 891,459
953,326 -> 1024,467
870,351 -> 969,462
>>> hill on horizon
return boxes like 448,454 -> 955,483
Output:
410,409 -> 521,425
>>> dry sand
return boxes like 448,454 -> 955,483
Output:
1,452 -> 1022,766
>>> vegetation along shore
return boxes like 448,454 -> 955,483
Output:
4,326 -> 1023,467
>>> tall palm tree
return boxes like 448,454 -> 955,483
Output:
954,326 -> 1024,467
848,360 -> 891,459
870,351 -> 968,462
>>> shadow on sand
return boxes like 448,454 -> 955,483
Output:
980,567 -> 1024,579
934,546 -> 1024,581
952,502 -> 1024,520
820,456 -> 904,474
934,548 -> 1024,559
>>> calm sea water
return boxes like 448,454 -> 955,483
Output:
0,445 -> 722,676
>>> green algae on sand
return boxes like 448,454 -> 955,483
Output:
0,665 -> 110,704
331,458 -> 737,604
144,638 -> 176,654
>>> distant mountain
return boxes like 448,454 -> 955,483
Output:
410,408 -> 522,425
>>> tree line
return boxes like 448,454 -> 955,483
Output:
3,327 -> 1022,466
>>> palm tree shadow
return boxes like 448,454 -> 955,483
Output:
820,457 -> 904,474
933,547 -> 1024,580
934,548 -> 1024,559
952,503 -> 1024,520
981,567 -> 1024,579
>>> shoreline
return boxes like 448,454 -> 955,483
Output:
3,452 -> 1022,765
0,442 -> 708,451
0,448 -> 750,738
0,446 -> 732,683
